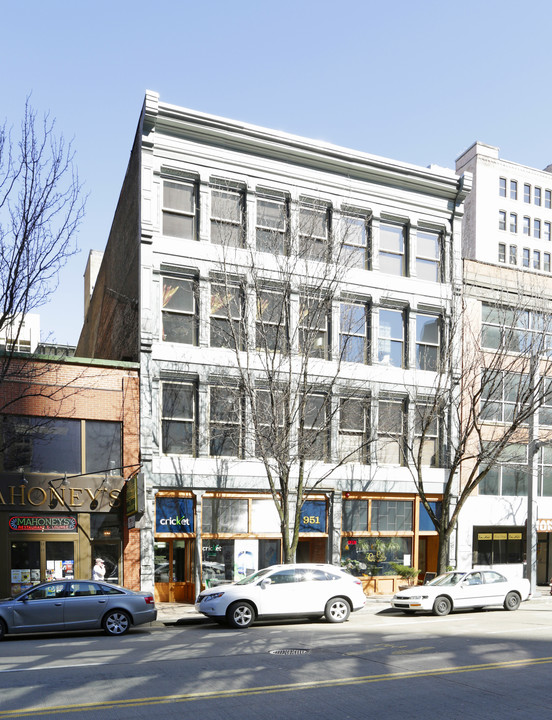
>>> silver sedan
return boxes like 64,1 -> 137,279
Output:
0,580 -> 157,638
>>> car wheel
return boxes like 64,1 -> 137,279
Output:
325,597 -> 351,623
103,610 -> 131,636
504,591 -> 521,611
227,601 -> 255,629
432,595 -> 452,616
0,619 -> 6,640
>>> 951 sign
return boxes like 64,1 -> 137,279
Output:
300,500 -> 326,533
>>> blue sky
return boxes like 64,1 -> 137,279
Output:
2,0 -> 551,345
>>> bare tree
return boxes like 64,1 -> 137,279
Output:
401,268 -> 552,574
209,194 -> 371,562
0,99 -> 85,455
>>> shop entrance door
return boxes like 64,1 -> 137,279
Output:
154,540 -> 194,603
297,537 -> 326,563
10,539 -> 75,595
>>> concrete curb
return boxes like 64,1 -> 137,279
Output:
150,589 -> 552,627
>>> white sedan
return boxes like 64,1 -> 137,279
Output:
392,570 -> 531,616
195,563 -> 366,628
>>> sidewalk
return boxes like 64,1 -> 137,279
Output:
153,586 -> 552,626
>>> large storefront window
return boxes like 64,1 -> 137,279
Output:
201,539 -> 281,584
473,527 -> 524,565
341,536 -> 412,576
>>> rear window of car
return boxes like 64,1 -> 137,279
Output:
100,585 -> 126,595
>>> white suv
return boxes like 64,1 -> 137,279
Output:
195,563 -> 366,628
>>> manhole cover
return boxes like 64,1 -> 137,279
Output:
270,648 -> 310,655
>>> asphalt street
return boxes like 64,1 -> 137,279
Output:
1,592 -> 552,720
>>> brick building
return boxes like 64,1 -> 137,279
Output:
0,355 -> 140,596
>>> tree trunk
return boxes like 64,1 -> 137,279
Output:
437,528 -> 450,575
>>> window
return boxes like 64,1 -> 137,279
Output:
342,214 -> 369,269
255,389 -> 284,458
509,213 -> 517,233
210,386 -> 242,457
534,219 -> 541,239
341,536 -> 412,577
416,230 -> 441,282
340,301 -> 368,363
1,417 -> 121,474
509,245 -> 517,264
480,371 -> 527,423
498,243 -> 506,263
85,422 -> 121,474
535,187 -> 542,206
299,295 -> 330,359
416,314 -> 440,371
372,500 -> 413,531
339,397 -> 370,463
210,281 -> 243,349
162,276 -> 198,344
539,444 -> 552,496
162,180 -> 197,240
257,287 -> 289,353
299,205 -> 330,260
498,211 -> 506,231
414,403 -> 440,467
523,216 -> 531,235
540,379 -> 552,426
210,187 -> 245,247
378,308 -> 405,367
545,222 -> 551,242
510,180 -> 517,200
472,527 -> 524,564
379,222 -> 406,276
482,303 -> 552,353
300,394 -> 328,461
499,177 -> 507,197
377,399 -> 405,465
202,498 -> 248,533
256,196 -> 287,254
524,184 -> 531,203
162,383 -> 196,455
546,190 -> 551,209
479,445 -> 528,496
523,248 -> 530,268
545,253 -> 551,272
534,250 -> 541,270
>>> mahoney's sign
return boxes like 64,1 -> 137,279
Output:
0,481 -> 122,512
9,515 -> 77,532
537,519 -> 552,532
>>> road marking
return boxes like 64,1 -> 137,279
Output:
1,655 -> 552,717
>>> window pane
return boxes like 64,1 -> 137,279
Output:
202,498 -> 248,533
164,181 -> 194,213
85,422 -> 121,474
342,500 -> 368,531
380,224 -> 404,252
372,500 -> 412,531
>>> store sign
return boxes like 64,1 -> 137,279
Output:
156,497 -> 194,533
300,500 -> 326,533
537,519 -> 552,532
9,515 -> 77,532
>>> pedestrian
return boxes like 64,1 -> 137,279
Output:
92,558 -> 105,581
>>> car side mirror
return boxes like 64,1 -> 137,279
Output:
260,578 -> 272,589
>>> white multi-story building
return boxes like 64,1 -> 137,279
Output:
78,91 -> 469,601
456,142 -> 552,585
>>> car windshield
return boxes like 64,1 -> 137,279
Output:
428,572 -> 465,587
234,568 -> 273,585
